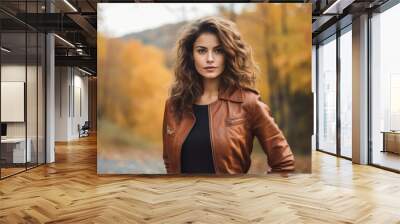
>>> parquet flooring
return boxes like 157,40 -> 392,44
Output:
372,151 -> 400,171
1,167 -> 26,178
0,134 -> 399,223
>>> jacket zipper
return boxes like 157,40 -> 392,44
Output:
177,113 -> 195,173
208,104 -> 218,173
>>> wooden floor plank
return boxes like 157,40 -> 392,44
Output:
0,134 -> 399,223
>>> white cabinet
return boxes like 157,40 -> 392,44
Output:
1,138 -> 32,163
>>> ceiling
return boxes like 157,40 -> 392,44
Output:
0,0 -> 394,75
0,0 -> 98,75
311,0 -> 390,43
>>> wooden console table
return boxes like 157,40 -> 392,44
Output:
381,131 -> 400,154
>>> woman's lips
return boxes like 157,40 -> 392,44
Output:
204,67 -> 216,72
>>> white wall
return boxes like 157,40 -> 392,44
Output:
1,65 -> 26,132
55,67 -> 89,141
1,65 -> 26,81
1,65 -> 36,138
55,66 -> 69,141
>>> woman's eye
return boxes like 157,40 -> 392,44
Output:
197,49 -> 206,54
214,48 -> 223,54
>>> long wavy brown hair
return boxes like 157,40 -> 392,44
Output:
170,16 -> 259,120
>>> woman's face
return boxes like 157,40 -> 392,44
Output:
192,32 -> 225,80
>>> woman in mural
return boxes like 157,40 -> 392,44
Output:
162,16 -> 295,174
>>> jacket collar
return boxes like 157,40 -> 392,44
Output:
218,87 -> 243,103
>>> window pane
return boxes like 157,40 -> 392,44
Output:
318,36 -> 337,154
1,30 -> 27,178
371,4 -> 400,171
27,31 -> 38,169
340,28 -> 352,158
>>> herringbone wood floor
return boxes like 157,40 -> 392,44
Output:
1,134 -> 400,223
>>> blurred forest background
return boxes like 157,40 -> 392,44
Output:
98,3 -> 312,174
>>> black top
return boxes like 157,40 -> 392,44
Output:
181,104 -> 215,174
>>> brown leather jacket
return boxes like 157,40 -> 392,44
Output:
162,87 -> 295,174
